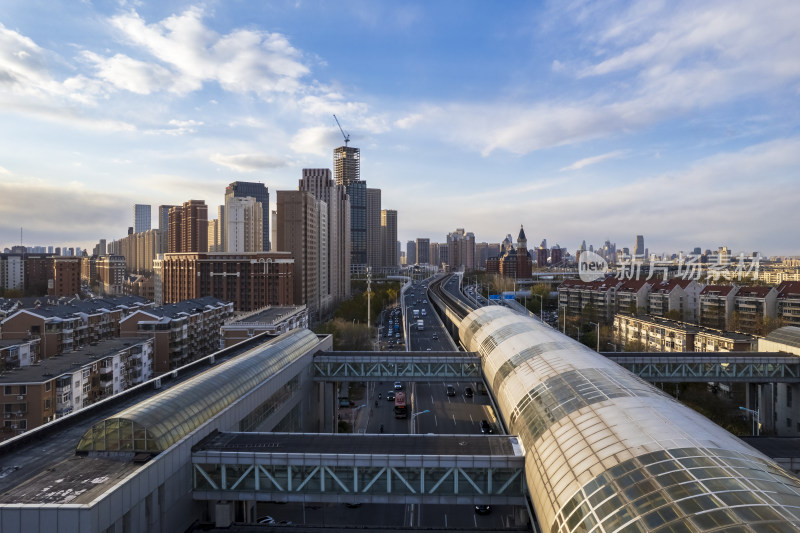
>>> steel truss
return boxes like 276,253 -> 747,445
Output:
193,459 -> 525,504
607,354 -> 800,382
313,354 -> 481,381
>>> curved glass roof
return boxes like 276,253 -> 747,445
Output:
77,329 -> 319,454
459,306 -> 800,532
765,326 -> 800,350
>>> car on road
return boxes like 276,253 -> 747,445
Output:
446,385 -> 456,396
257,516 -> 276,524
464,387 -> 473,398
475,505 -> 491,514
480,420 -> 493,434
387,391 -> 395,401
394,381 -> 403,391
432,333 -> 438,340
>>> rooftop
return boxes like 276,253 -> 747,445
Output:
764,326 -> 800,350
0,337 -> 150,384
229,306 -> 305,325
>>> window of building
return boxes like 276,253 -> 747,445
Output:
18,386 -> 26,395
3,386 -> 11,396
788,418 -> 792,429
45,399 -> 51,410
45,381 -> 51,392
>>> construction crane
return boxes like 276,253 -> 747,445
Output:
333,114 -> 350,146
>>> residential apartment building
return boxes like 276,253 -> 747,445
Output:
97,255 -> 126,295
416,238 -> 430,265
225,196 -> 264,253
0,337 -> 41,372
447,228 -> 476,271
1,337 -> 153,442
224,181 -> 270,252
49,257 -> 81,297
299,169 -> 352,312
777,281 -> 800,327
558,278 -> 622,321
615,279 -> 653,315
169,200 -> 208,253
733,286 -> 777,334
120,296 -> 232,373
276,190 -> 320,317
699,285 -> 739,330
613,314 -> 755,353
648,279 -> 701,322
157,252 -> 294,312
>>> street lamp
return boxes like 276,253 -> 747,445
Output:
739,406 -> 760,436
607,342 -> 617,352
589,321 -> 600,352
559,305 -> 567,334
571,325 -> 581,342
531,293 -> 544,320
410,409 -> 430,435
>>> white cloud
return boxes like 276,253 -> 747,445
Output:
560,150 -> 626,171
210,153 -> 287,172
290,126 -> 342,156
109,7 -> 310,96
81,51 -> 173,95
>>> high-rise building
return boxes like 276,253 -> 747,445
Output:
634,235 -> 645,257
299,168 -> 352,313
416,238 -> 430,265
406,240 -> 416,265
207,218 -> 221,252
333,146 -> 360,186
366,188 -> 382,268
334,145 -> 366,272
168,200 -> 208,253
380,210 -> 398,268
134,204 -> 151,234
447,229 -> 476,271
276,190 -> 320,319
158,205 -> 177,254
225,196 -> 263,253
225,182 -> 270,251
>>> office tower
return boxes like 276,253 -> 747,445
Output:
168,200 -> 208,253
366,188 -> 382,268
634,235 -> 644,257
97,255 -> 126,295
158,205 -> 177,254
134,204 -> 151,233
550,246 -> 563,266
300,169 -> 352,310
380,210 -> 398,268
276,190 -> 320,318
416,238 -> 430,265
225,181 -> 270,251
225,196 -> 263,253
430,242 -> 440,268
406,240 -> 416,265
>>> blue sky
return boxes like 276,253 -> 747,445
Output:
1,0 -> 799,256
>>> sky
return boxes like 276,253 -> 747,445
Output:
1,0 -> 799,257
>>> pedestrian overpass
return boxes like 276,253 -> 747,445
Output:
606,352 -> 800,382
313,351 -> 481,381
192,432 -> 527,505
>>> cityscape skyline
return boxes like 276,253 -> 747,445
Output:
1,1 -> 799,254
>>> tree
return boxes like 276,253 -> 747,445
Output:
664,309 -> 682,322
